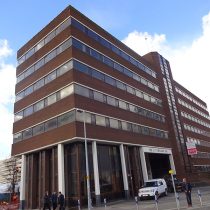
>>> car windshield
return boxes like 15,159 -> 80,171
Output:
143,181 -> 158,187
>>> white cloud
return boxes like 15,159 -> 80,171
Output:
122,12 -> 210,110
0,40 -> 16,160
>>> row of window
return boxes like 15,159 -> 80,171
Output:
71,18 -> 156,78
15,84 -> 73,122
13,109 -> 168,143
16,60 -> 73,102
178,99 -> 210,120
194,165 -> 210,172
181,111 -> 210,129
17,38 -> 72,83
187,137 -> 210,147
15,81 -> 165,123
73,59 -> 162,106
74,84 -> 165,122
18,18 -> 71,65
72,38 -> 159,92
175,87 -> 207,111
192,152 -> 210,159
184,124 -> 210,137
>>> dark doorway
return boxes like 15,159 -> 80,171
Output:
147,153 -> 170,178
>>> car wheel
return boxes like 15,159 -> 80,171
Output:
164,189 -> 168,196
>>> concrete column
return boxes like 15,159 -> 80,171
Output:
92,141 -> 101,206
119,144 -> 129,199
169,154 -> 176,173
20,155 -> 26,210
139,148 -> 148,182
58,144 -> 65,195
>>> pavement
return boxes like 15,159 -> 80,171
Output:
82,186 -> 210,210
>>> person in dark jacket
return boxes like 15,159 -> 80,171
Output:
51,192 -> 58,210
58,192 -> 65,210
182,178 -> 192,207
43,191 -> 51,210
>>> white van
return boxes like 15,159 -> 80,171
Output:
138,179 -> 168,199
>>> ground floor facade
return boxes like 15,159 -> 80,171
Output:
19,138 -> 175,209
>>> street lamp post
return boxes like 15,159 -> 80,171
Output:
77,109 -> 91,210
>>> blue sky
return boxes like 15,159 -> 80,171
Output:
0,0 -> 210,159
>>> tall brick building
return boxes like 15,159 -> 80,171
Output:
12,5 -> 210,209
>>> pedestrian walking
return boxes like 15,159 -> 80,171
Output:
58,191 -> 65,210
43,191 -> 51,210
182,178 -> 192,208
51,192 -> 58,210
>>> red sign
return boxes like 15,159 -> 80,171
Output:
186,142 -> 197,155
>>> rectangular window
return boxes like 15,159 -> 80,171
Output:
55,18 -> 71,35
35,58 -> 44,71
45,118 -> 57,131
57,60 -> 73,76
96,115 -> 106,126
104,57 -> 114,68
25,48 -> 35,60
127,86 -> 135,95
107,96 -> 116,107
136,90 -> 143,98
45,71 -> 57,84
45,50 -> 56,63
109,118 -> 119,129
119,101 -> 127,110
93,91 -> 104,102
24,106 -> 33,117
13,132 -> 22,142
25,86 -> 33,96
57,39 -> 72,53
114,63 -> 124,72
141,78 -> 147,85
142,127 -> 149,135
72,38 -> 83,51
133,74 -> 140,82
132,124 -> 139,133
33,123 -> 44,135
74,85 -> 90,98
45,30 -> 56,44
34,78 -> 44,91
16,91 -> 24,101
22,128 -> 32,139
92,70 -> 104,81
129,104 -> 136,113
74,60 -> 90,75
35,39 -> 45,52
124,68 -> 133,77
76,111 -> 91,124
14,111 -> 23,122
60,85 -> 73,99
25,66 -> 34,77
34,100 -> 44,112
46,93 -> 57,106
116,81 -> 126,90
58,111 -> 75,126
143,93 -> 151,101
105,76 -> 116,86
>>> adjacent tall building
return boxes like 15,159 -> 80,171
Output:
12,5 -> 210,209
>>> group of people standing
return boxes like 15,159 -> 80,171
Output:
43,191 -> 65,210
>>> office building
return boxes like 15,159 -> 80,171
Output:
12,6 -> 210,209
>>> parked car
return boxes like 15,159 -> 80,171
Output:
138,179 -> 168,200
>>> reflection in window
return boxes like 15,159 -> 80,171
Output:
45,118 -> 57,131
96,115 -> 106,126
33,124 -> 44,135
58,111 -> 75,126
60,85 -> 73,99
34,100 -> 44,112
46,93 -> 57,106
